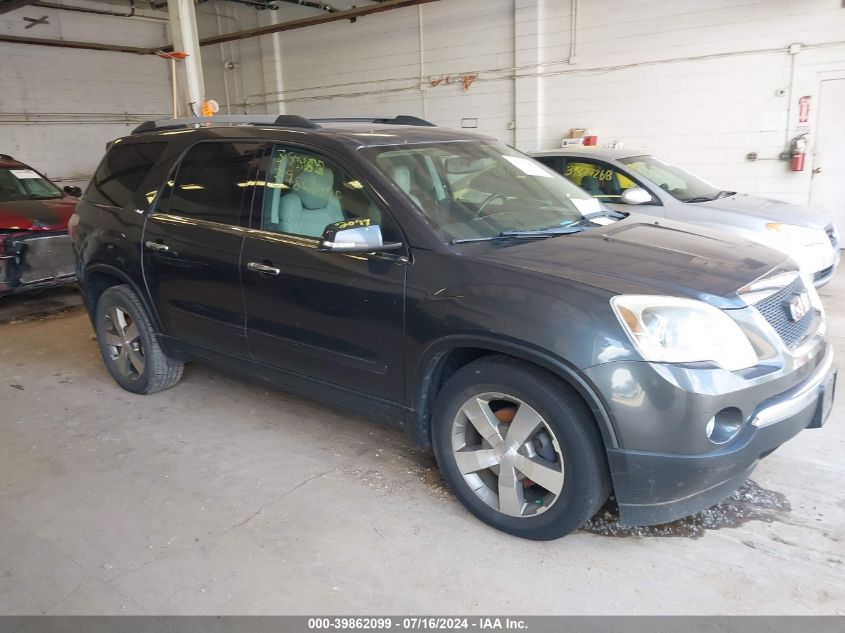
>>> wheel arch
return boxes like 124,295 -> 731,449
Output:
82,263 -> 161,332
408,335 -> 619,451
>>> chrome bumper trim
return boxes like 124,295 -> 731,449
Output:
751,347 -> 835,428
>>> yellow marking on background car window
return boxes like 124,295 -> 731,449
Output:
563,162 -> 591,184
617,173 -> 635,189
563,162 -> 613,183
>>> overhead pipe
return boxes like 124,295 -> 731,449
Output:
34,0 -> 136,18
226,0 -> 280,9
32,0 -> 168,21
276,0 -> 337,12
0,0 -> 441,55
202,0 -> 337,12
194,0 -> 440,48
0,33 -> 155,54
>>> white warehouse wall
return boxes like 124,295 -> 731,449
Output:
0,2 -> 171,188
198,0 -> 845,208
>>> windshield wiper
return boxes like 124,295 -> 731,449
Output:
500,226 -> 587,237
685,190 -> 736,203
682,195 -> 719,203
451,225 -> 586,244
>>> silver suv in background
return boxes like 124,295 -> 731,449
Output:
531,148 -> 840,286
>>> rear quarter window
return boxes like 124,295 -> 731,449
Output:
85,142 -> 167,209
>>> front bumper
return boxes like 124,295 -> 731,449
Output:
0,232 -> 76,296
810,238 -> 839,287
812,249 -> 840,286
585,342 -> 835,526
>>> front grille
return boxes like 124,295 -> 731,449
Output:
754,276 -> 816,349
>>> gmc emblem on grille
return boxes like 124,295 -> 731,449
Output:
788,291 -> 812,322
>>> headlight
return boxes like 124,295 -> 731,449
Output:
611,295 -> 758,371
765,223 -> 827,246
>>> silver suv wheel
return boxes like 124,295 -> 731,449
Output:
451,392 -> 565,518
102,306 -> 145,380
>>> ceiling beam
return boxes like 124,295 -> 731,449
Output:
195,0 -> 440,48
0,33 -> 153,54
0,0 -> 441,55
0,0 -> 38,15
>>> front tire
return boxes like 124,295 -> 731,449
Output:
432,356 -> 610,540
94,285 -> 183,394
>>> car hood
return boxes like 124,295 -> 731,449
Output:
0,197 -> 77,232
690,193 -> 832,229
457,217 -> 792,309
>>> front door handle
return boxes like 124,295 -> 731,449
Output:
247,261 -> 281,276
145,241 -> 170,252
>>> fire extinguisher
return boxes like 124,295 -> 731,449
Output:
790,134 -> 808,172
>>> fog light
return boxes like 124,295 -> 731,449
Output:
706,407 -> 744,444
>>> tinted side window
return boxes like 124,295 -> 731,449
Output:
162,141 -> 260,226
534,156 -> 560,171
85,142 -> 167,208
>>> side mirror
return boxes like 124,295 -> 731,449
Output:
620,187 -> 652,205
317,219 -> 403,254
63,185 -> 83,198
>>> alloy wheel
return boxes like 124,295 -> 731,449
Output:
102,306 -> 145,380
451,392 -> 565,518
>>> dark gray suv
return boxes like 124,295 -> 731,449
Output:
71,115 -> 836,540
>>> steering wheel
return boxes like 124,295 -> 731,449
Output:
474,193 -> 507,218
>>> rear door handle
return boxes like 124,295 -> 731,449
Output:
145,241 -> 170,252
247,261 -> 281,276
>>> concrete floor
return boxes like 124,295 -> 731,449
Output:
0,278 -> 843,616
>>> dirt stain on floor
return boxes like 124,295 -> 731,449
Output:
583,480 -> 791,538
409,452 -> 791,539
0,287 -> 84,325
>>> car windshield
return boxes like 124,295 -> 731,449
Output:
365,141 -> 603,242
0,167 -> 63,202
618,155 -> 729,203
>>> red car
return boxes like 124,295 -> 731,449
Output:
0,154 -> 81,295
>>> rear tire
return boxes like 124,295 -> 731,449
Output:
432,356 -> 610,540
94,285 -> 183,394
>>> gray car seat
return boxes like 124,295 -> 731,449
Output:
391,165 -> 423,208
279,167 -> 344,237
579,175 -> 603,197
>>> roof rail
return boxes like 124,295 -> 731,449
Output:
313,115 -> 436,127
131,114 -> 321,135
